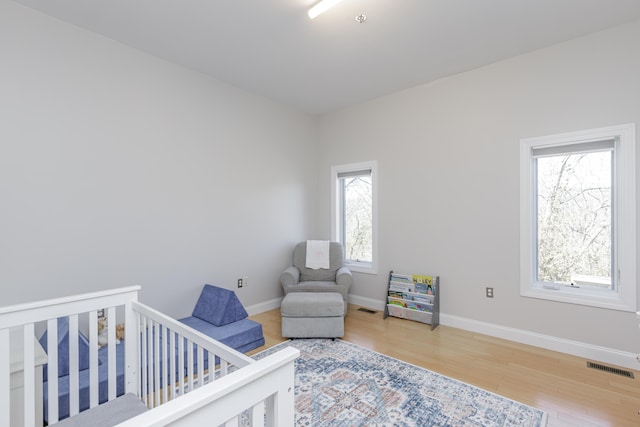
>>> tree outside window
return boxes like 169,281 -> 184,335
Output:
536,150 -> 612,288
341,174 -> 372,263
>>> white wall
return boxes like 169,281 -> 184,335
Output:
0,1 -> 316,318
315,20 -> 640,354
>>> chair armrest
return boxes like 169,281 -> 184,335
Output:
336,267 -> 353,289
280,266 -> 300,290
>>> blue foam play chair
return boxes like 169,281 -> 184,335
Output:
178,284 -> 265,354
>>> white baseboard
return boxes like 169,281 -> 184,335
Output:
347,296 -> 639,371
440,313 -> 639,371
245,297 -> 282,316
348,294 -> 386,311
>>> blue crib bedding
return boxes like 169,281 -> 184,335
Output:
43,343 -> 126,423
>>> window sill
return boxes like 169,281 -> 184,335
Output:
521,286 -> 636,312
344,262 -> 377,275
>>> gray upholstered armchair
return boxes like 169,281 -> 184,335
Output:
279,241 -> 352,315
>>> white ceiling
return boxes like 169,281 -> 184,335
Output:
13,0 -> 640,115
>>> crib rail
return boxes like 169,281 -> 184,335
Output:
118,345 -> 298,427
0,286 -> 299,427
130,300 -> 297,426
132,300 -> 254,409
0,286 -> 140,427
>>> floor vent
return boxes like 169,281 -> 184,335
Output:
357,308 -> 377,314
587,361 -> 634,378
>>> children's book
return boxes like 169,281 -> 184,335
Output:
405,301 -> 433,312
390,273 -> 412,283
389,281 -> 415,293
388,290 -> 404,299
387,297 -> 407,307
412,274 -> 434,285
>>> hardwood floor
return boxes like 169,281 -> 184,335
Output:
249,304 -> 640,427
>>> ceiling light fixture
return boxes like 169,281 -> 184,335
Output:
308,0 -> 345,19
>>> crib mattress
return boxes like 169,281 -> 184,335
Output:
54,393 -> 147,427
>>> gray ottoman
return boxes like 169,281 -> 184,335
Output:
281,292 -> 344,338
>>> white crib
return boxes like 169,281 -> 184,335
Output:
0,286 -> 298,426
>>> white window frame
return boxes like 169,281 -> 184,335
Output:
331,161 -> 378,275
520,124 -> 636,311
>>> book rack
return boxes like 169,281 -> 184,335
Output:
383,270 -> 440,330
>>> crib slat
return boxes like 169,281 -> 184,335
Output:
265,394 -> 275,426
107,307 -> 117,401
178,332 -> 185,396
187,339 -> 194,392
123,299 -> 138,397
135,315 -> 140,402
162,325 -> 168,404
153,321 -> 160,407
147,318 -> 153,407
0,329 -> 9,427
69,314 -> 80,417
141,316 -> 148,407
89,310 -> 99,408
22,324 -> 36,427
46,318 -> 59,424
252,401 -> 264,427
197,346 -> 204,388
203,350 -> 210,384
221,359 -> 228,377
169,329 -> 176,401
147,318 -> 154,407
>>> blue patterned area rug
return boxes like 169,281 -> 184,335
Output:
255,339 -> 547,427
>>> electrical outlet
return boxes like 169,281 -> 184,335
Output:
237,278 -> 243,288
243,277 -> 249,287
486,287 -> 494,298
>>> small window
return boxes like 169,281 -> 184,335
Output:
520,124 -> 636,311
331,161 -> 377,274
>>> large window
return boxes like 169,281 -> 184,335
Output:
520,124 -> 636,311
331,161 -> 377,274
